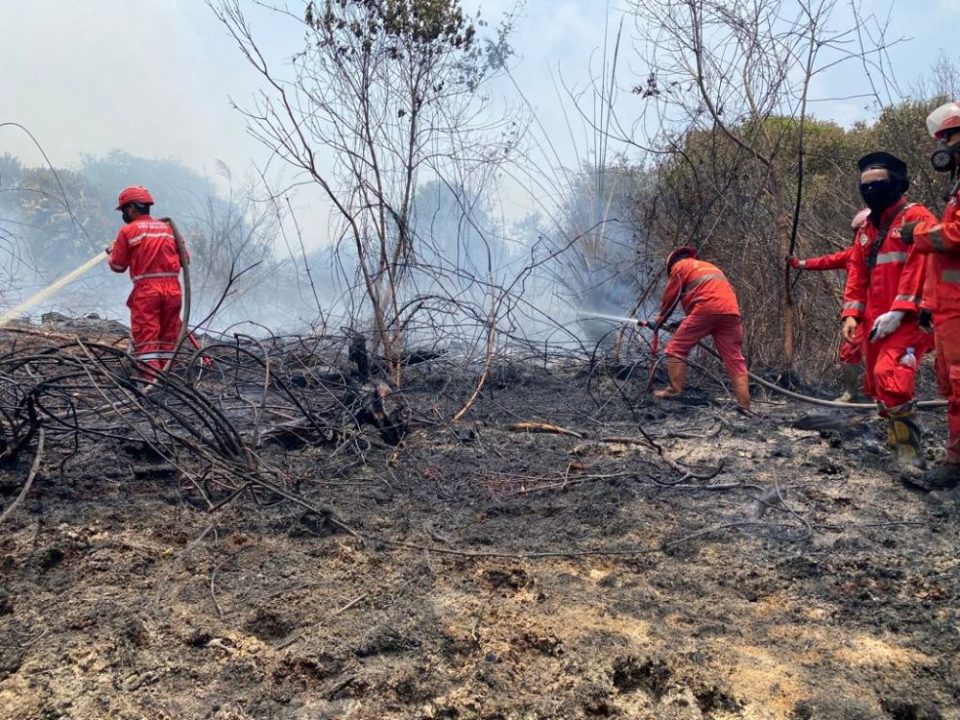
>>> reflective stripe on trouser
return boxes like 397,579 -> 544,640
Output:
663,313 -> 747,379
838,323 -> 864,365
127,279 -> 182,374
933,314 -> 960,463
862,316 -> 931,410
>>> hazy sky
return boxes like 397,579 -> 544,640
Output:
0,0 -> 954,225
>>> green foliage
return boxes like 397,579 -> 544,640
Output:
304,0 -> 484,89
5,166 -> 113,271
639,98 -> 957,379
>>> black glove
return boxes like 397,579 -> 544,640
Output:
918,309 -> 933,333
900,221 -> 918,246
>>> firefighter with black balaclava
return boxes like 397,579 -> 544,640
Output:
841,152 -> 938,472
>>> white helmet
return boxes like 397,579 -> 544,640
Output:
926,100 -> 960,139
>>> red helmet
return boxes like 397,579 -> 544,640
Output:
926,101 -> 960,140
116,185 -> 155,210
666,246 -> 698,271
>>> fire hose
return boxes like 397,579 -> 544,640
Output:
693,340 -> 946,411
158,217 -> 192,361
578,312 -> 947,411
0,220 -> 194,369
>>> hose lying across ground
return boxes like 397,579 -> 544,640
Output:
694,341 -> 947,411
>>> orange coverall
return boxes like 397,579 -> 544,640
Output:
108,215 -> 185,374
909,187 -> 960,462
657,257 -> 747,380
841,199 -> 937,410
800,244 -> 863,365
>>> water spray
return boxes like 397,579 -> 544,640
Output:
576,311 -> 643,325
0,251 -> 107,328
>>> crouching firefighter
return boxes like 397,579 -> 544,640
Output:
107,186 -> 187,380
643,247 -> 750,412
899,100 -> 960,492
841,152 -> 938,471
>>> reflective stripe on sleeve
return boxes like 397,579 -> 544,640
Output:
844,301 -> 865,311
895,294 -> 920,304
875,251 -> 908,265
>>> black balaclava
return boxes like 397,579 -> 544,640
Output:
857,151 -> 909,215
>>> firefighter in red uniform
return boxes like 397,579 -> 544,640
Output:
789,208 -> 870,401
899,100 -> 960,491
643,247 -> 750,411
841,153 -> 937,470
107,186 -> 185,379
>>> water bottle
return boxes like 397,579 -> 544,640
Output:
900,347 -> 917,369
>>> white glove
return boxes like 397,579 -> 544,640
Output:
870,310 -> 904,341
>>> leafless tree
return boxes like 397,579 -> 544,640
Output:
211,0 -> 516,382
620,0 -> 897,365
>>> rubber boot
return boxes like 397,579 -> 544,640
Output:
654,357 -> 686,400
834,364 -> 861,402
918,462 -> 960,491
886,411 -> 925,472
730,373 -> 751,412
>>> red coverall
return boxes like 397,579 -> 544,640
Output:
658,257 -> 747,379
909,188 -> 960,462
841,199 -> 937,410
801,244 -> 863,365
108,216 -> 184,374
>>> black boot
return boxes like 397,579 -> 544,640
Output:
917,463 -> 960,491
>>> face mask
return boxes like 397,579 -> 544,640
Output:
931,140 -> 958,173
121,207 -> 134,223
859,179 -> 901,212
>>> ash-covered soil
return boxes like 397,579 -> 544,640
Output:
1,340 -> 958,720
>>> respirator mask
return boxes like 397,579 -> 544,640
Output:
931,140 -> 959,174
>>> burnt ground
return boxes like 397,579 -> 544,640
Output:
1,333 -> 959,720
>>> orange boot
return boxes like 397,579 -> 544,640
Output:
654,357 -> 686,400
730,372 -> 751,412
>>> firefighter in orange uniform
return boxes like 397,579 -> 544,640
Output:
841,152 -> 937,470
789,208 -> 870,401
644,247 -> 750,412
108,186 -> 185,379
900,100 -> 960,491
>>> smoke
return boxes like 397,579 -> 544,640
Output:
0,146 -> 657,361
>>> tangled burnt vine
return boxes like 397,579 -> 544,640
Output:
0,327 -> 414,531
2,321 -> 958,718
0,320 -> 823,557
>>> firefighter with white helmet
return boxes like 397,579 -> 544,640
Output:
900,101 -> 960,491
